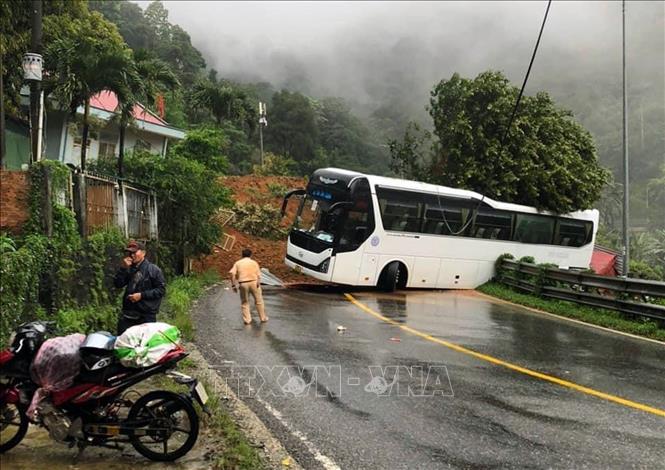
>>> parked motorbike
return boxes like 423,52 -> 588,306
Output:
0,321 -> 209,461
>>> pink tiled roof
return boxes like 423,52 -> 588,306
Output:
89,91 -> 169,126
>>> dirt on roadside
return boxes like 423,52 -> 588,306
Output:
192,175 -> 325,285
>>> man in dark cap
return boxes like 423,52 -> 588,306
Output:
114,240 -> 166,334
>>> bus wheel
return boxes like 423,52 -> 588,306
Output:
379,262 -> 404,292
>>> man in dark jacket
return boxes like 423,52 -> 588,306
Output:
114,240 -> 166,334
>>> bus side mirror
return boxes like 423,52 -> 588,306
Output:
328,201 -> 353,213
281,188 -> 306,217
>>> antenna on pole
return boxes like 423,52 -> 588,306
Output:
258,102 -> 267,166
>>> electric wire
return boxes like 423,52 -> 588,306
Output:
433,0 -> 553,237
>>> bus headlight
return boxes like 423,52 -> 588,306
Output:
318,258 -> 330,273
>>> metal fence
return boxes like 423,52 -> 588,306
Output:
497,258 -> 665,321
78,171 -> 158,240
85,173 -> 117,234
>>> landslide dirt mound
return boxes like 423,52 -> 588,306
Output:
192,175 -> 322,284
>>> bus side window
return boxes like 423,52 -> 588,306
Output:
514,214 -> 555,244
472,209 -> 512,240
554,218 -> 593,247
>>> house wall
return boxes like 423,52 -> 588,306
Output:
0,170 -> 30,234
62,126 -> 101,166
60,125 -> 167,166
44,111 -> 66,161
123,129 -> 167,156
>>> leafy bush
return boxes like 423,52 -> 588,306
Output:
170,127 -> 230,174
0,234 -> 50,347
266,182 -> 289,198
253,152 -> 298,176
162,271 -> 220,341
628,260 -> 664,281
120,149 -> 231,271
56,304 -> 118,335
494,253 -> 514,280
231,202 -> 287,239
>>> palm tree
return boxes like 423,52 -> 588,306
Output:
191,80 -> 235,125
45,37 -> 136,171
191,79 -> 256,131
116,50 -> 178,178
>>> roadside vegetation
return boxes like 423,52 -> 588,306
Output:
481,253 -> 665,341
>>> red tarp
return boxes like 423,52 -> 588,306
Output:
591,247 -> 618,276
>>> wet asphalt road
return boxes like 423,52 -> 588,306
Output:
194,286 -> 665,469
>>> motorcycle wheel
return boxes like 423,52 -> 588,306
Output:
0,403 -> 29,453
127,390 -> 199,462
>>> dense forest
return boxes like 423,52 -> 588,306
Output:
86,1 -> 391,176
88,1 -> 662,227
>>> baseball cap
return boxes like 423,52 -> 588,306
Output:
125,240 -> 145,253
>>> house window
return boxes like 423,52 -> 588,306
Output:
99,142 -> 116,158
73,131 -> 97,149
73,136 -> 90,149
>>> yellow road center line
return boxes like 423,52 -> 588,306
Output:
344,293 -> 665,418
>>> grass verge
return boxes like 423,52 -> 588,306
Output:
158,358 -> 266,470
477,281 -> 665,342
161,269 -> 221,340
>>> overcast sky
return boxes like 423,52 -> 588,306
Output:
136,1 -> 663,118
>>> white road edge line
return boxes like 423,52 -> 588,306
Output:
254,395 -> 341,470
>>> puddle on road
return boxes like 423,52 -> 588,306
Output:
1,425 -> 213,470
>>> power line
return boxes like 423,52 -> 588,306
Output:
501,0 -> 553,145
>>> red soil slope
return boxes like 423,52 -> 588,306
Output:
192,175 -> 318,284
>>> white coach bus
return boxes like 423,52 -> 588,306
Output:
281,168 -> 598,291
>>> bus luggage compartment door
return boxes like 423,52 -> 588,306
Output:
358,254 -> 378,286
438,259 -> 479,288
413,257 -> 441,288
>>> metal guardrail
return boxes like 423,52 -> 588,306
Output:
498,259 -> 665,321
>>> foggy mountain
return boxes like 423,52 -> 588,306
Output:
138,1 -> 663,184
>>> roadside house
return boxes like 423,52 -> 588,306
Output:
9,89 -> 186,169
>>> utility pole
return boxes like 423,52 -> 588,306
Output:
258,101 -> 267,166
28,0 -> 43,164
1,51 -> 5,169
621,0 -> 630,277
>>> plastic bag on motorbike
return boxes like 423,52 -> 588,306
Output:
114,322 -> 181,368
27,333 -> 86,419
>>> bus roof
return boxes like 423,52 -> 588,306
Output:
316,167 -> 598,222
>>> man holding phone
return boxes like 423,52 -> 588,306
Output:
114,240 -> 166,334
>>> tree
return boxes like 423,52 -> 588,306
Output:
316,97 -> 388,174
169,127 -> 229,173
89,0 -> 157,50
191,79 -> 256,132
120,149 -> 230,271
116,50 -> 179,178
264,90 -> 318,169
43,11 -> 131,171
392,71 -> 610,213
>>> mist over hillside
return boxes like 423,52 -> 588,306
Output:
140,1 -> 663,195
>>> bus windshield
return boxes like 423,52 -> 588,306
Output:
294,195 -> 342,243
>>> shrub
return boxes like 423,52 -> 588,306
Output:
629,260 -> 664,281
56,304 -> 118,335
231,202 -> 287,239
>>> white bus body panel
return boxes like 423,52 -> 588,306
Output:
285,240 -> 335,282
285,169 -> 599,289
